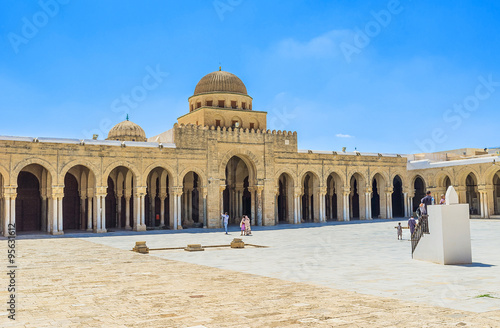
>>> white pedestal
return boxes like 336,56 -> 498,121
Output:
413,204 -> 472,265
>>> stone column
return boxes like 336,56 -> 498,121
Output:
177,191 -> 182,229
140,193 -> 146,229
249,187 -> 256,226
94,187 -> 107,233
202,188 -> 208,228
479,189 -> 489,219
293,190 -> 299,224
79,193 -> 86,230
172,190 -> 178,230
57,195 -> 63,232
403,192 -> 409,217
116,192 -> 122,228
87,196 -> 93,231
50,187 -> 64,235
10,195 -> 16,233
274,190 -> 279,225
219,185 -> 226,226
256,185 -> 264,226
343,189 -> 350,221
159,192 -> 166,227
48,194 -> 59,235
319,187 -> 326,222
40,196 -> 48,232
2,188 -> 16,237
2,195 -> 10,237
365,187 -> 372,220
124,193 -> 131,230
133,191 -> 139,231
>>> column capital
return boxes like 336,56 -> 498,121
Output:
385,187 -> 394,193
95,186 -> 107,196
365,187 -> 373,194
255,185 -> 264,192
159,192 -> 168,198
134,186 -> 147,196
171,186 -> 183,196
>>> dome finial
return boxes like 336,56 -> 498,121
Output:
126,114 -> 129,121
219,65 -> 221,71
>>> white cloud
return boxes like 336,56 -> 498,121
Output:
336,133 -> 353,138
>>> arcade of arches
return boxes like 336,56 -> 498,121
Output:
3,162 -> 500,236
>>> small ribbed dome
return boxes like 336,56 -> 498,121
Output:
194,70 -> 247,96
107,119 -> 146,142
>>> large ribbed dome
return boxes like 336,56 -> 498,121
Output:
194,70 -> 247,96
106,119 -> 146,142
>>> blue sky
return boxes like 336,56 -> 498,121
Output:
1,0 -> 499,154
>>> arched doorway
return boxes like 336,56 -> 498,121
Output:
107,166 -> 135,230
63,174 -> 80,230
412,176 -> 426,212
16,172 -> 41,231
277,173 -> 294,223
182,172 -> 202,228
444,176 -> 451,190
494,171 -> 500,215
15,164 -> 52,233
466,173 -> 479,215
371,173 -> 386,219
326,173 -> 342,221
350,173 -> 365,220
392,176 -> 404,218
146,168 -> 171,229
63,165 -> 96,232
224,156 -> 252,224
105,177 -> 116,229
301,172 -> 319,222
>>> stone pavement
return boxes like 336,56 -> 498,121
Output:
1,219 -> 499,327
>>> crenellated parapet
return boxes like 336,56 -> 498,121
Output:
172,123 -> 298,152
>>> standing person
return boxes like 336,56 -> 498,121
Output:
439,194 -> 446,205
396,222 -> 403,240
239,217 -> 246,236
421,191 -> 433,211
415,203 -> 426,219
244,215 -> 252,236
408,216 -> 416,236
221,212 -> 229,234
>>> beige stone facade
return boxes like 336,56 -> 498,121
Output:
1,70 -> 499,236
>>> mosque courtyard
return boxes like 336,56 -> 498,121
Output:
1,219 -> 500,327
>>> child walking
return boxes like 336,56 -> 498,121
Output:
240,217 -> 246,236
397,222 -> 403,240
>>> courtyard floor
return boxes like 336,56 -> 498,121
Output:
1,219 -> 500,327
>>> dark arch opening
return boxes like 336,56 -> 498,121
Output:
16,172 -> 41,231
106,177 -> 116,229
371,179 -> 380,218
413,177 -> 426,212
494,173 -> 500,215
63,173 -> 80,230
351,179 -> 360,219
392,176 -> 404,217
